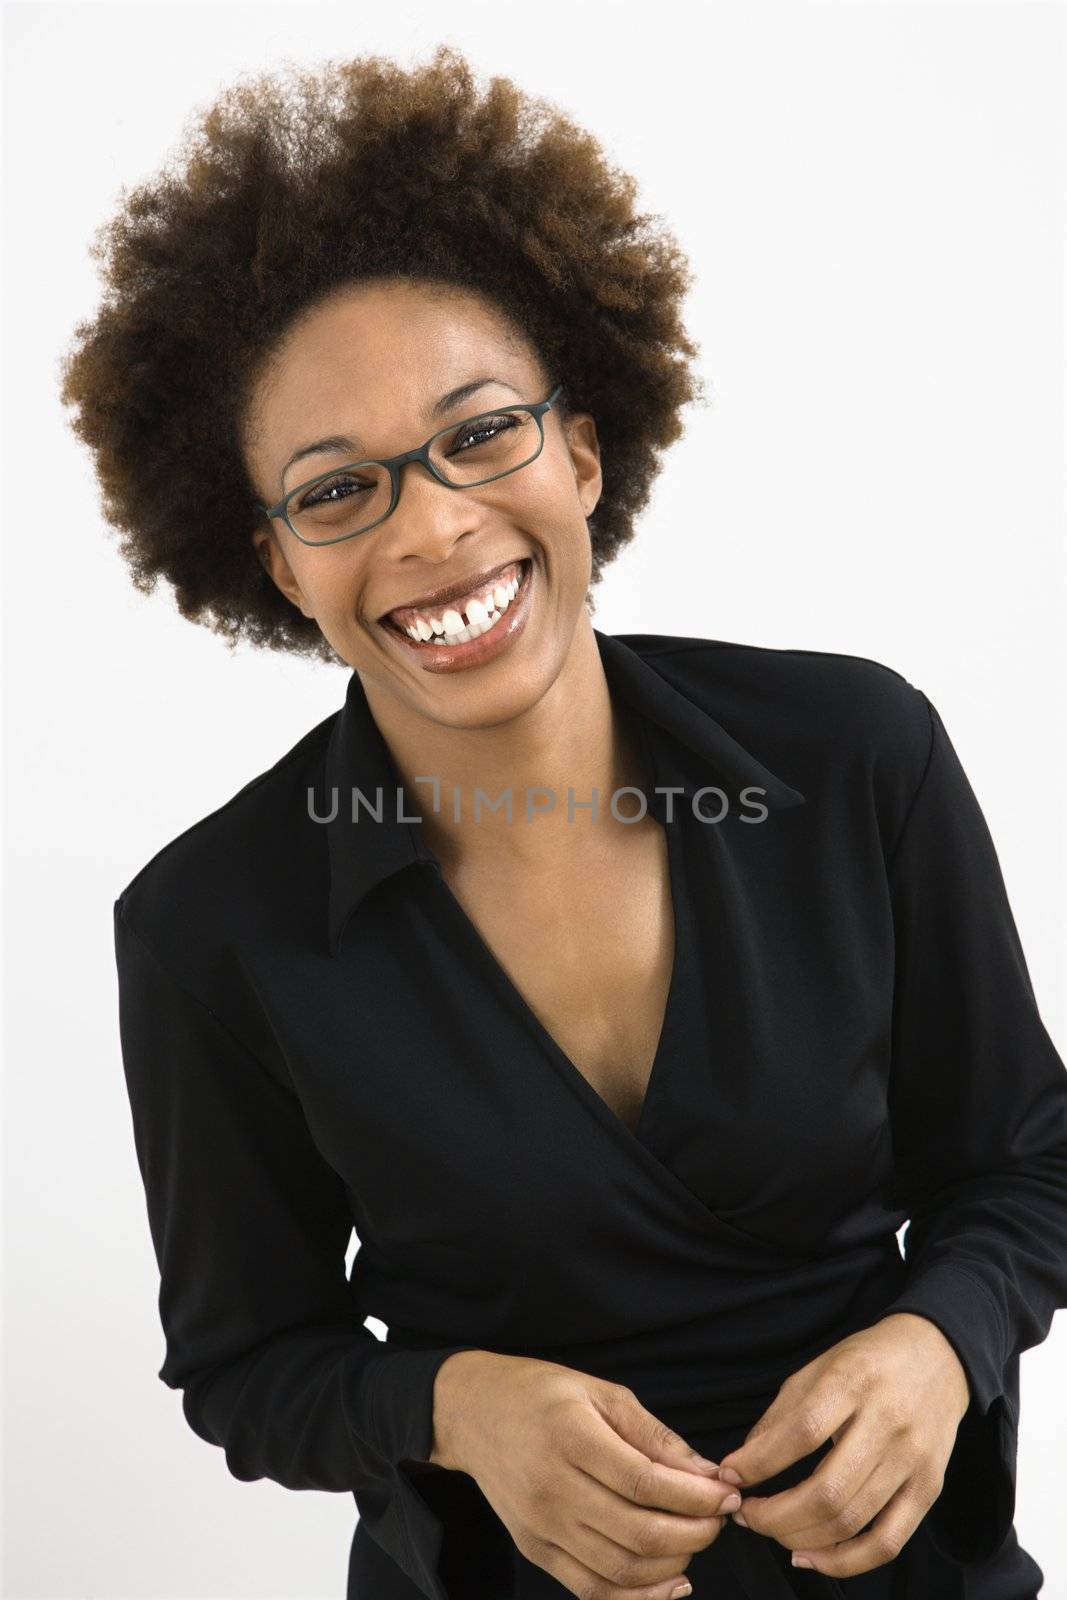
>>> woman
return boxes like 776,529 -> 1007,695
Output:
61,44 -> 1065,1600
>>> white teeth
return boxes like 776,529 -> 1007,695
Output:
398,563 -> 526,645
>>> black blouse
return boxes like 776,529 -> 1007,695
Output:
113,629 -> 1066,1600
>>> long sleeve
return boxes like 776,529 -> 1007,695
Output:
878,693 -> 1067,1565
113,898 -> 481,1600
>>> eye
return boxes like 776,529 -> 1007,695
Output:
296,472 -> 376,511
449,413 -> 521,453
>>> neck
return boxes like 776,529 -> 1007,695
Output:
361,619 -> 651,871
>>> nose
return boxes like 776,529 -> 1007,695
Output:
376,459 -> 489,565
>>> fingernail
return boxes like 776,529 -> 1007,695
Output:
669,1584 -> 693,1598
792,1554 -> 814,1568
720,1491 -> 742,1512
690,1454 -> 719,1471
717,1466 -> 743,1485
731,1510 -> 749,1528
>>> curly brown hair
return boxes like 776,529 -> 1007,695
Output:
59,44 -> 706,665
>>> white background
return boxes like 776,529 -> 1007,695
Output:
3,1 -> 1065,1596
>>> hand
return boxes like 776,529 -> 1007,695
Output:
431,1349 -> 741,1600
710,1313 -> 972,1579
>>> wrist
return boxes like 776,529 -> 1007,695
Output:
429,1349 -> 500,1472
880,1312 -> 972,1421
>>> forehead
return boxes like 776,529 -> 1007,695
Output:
245,279 -> 540,466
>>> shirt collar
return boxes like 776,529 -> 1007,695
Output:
322,628 -> 805,956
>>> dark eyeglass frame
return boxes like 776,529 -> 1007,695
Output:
255,383 -> 565,548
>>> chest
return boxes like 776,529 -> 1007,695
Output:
270,798 -> 897,1276
438,820 -> 676,1135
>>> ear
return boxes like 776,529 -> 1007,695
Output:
251,525 -> 314,619
563,411 -> 603,520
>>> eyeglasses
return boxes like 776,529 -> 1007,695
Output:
255,383 -> 564,547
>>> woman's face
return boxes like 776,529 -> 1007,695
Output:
243,278 -> 602,729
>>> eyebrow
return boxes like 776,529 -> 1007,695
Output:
279,376 -> 524,489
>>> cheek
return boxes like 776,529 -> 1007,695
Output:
296,549 -> 367,617
503,450 -> 576,522
508,469 -> 588,552
307,571 -> 350,612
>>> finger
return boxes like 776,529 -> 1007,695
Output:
752,1458 -> 909,1552
786,1452 -> 911,1551
727,1413 -> 882,1543
568,1463 -> 731,1566
575,1397 -> 743,1520
598,1384 -> 725,1482
569,1507 -> 718,1590
529,1532 -> 699,1600
715,1388 -> 854,1491
787,1480 -> 927,1579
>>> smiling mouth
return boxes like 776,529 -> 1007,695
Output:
380,557 -> 532,647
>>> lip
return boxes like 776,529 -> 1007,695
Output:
379,556 -> 535,674
378,556 -> 527,625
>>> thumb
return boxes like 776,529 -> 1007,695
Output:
602,1385 -> 723,1479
